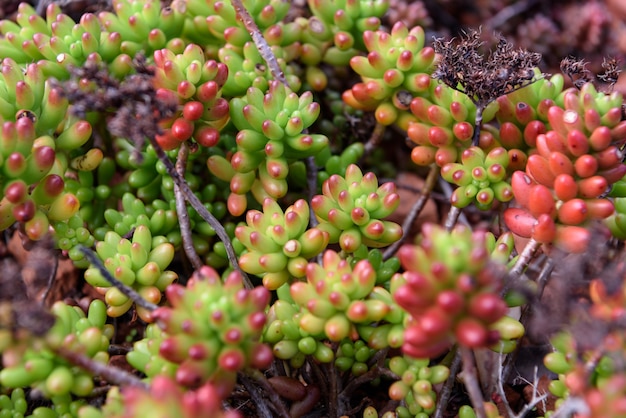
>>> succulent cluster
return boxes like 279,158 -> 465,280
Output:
393,225 -> 515,358
406,82 -> 497,167
0,300 -> 111,398
312,164 -> 402,254
84,225 -> 177,320
440,146 -> 513,209
504,82 -> 626,252
236,198 -> 329,289
152,45 -> 229,150
0,0 -> 625,417
208,81 -> 328,215
387,356 -> 450,417
149,267 -> 272,394
343,22 -> 436,127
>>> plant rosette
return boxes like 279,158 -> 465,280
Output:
83,225 -> 178,320
149,266 -> 272,394
236,198 -> 329,290
153,44 -> 229,150
343,22 -> 437,127
208,80 -> 328,215
407,81 -> 499,167
393,224 -> 512,358
0,300 -> 112,399
387,356 -> 450,417
290,250 -> 392,342
312,164 -> 402,254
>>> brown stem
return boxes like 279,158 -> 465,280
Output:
306,156 -> 319,228
79,246 -> 158,312
174,143 -> 203,271
383,164 -> 439,260
444,205 -> 462,231
472,105 -> 484,146
509,238 -> 541,280
240,369 -> 291,418
231,0 -> 288,88
145,135 -> 253,289
54,346 -> 147,389
363,122 -> 386,156
433,350 -> 462,418
460,346 -> 487,418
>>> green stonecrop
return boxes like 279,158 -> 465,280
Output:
312,164 -> 402,254
0,300 -> 111,399
0,0 -> 625,417
236,198 -> 329,289
84,225 -> 177,320
149,267 -> 272,394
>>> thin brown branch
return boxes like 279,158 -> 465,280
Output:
231,0 -> 288,87
383,164 -> 439,260
79,245 -> 159,312
434,350 -> 462,418
146,135 -> 253,289
460,346 -> 487,418
174,143 -> 203,271
363,122 -> 386,156
55,346 -> 147,389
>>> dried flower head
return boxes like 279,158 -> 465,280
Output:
560,56 -> 593,89
433,30 -> 542,108
598,56 -> 622,87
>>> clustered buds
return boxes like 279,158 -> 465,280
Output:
153,45 -> 229,150
218,41 -> 300,97
0,300 -> 112,398
84,225 -> 178,320
407,83 -> 496,167
441,146 -> 513,209
387,356 -> 450,417
92,376 -> 241,418
393,224 -> 513,358
334,339 -> 376,376
312,164 -> 402,253
0,116 -> 80,240
236,198 -> 329,290
290,250 -> 387,342
208,81 -> 328,215
343,22 -> 436,126
264,285 -> 335,367
149,267 -> 272,394
504,82 -> 626,252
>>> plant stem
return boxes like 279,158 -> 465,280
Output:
306,156 -> 319,227
145,135 -> 253,289
460,346 -> 487,418
79,246 -> 159,312
433,350 -> 461,418
55,346 -> 148,389
231,0 -> 288,88
472,105 -> 484,146
240,369 -> 290,418
383,164 -> 439,260
174,143 -> 203,271
509,237 -> 541,280
363,122 -> 386,156
444,205 -> 462,231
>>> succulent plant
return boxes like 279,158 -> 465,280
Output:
387,356 -> 449,417
149,266 -> 272,393
84,225 -> 177,320
393,224 -> 513,358
343,22 -> 436,127
0,300 -> 111,398
236,198 -> 329,290
312,164 -> 402,254
208,80 -> 328,215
